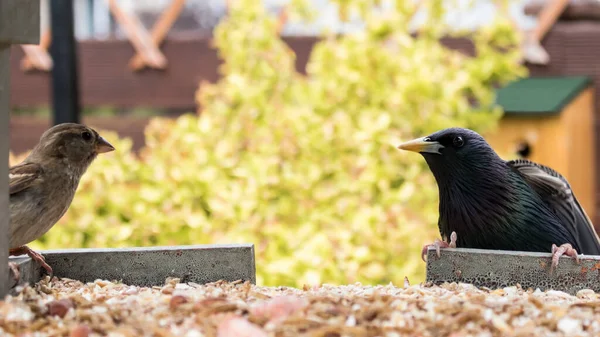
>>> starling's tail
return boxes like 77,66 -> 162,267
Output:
572,197 -> 600,255
508,159 -> 600,255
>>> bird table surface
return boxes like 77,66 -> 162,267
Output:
426,247 -> 600,295
5,277 -> 600,336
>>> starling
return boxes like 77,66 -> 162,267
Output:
397,127 -> 600,270
8,123 -> 114,280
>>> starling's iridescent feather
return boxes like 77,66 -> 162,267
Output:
435,158 -> 579,253
508,159 -> 600,255
9,163 -> 43,195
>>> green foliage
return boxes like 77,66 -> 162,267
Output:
22,0 -> 526,287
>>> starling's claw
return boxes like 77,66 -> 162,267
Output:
551,243 -> 580,274
421,242 -> 440,262
435,241 -> 443,258
9,246 -> 53,277
421,232 -> 459,261
421,235 -> 458,262
8,262 -> 20,282
449,231 -> 457,248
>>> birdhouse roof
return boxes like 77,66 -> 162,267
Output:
494,76 -> 593,115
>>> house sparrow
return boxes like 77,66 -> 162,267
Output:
8,123 -> 114,280
397,128 -> 600,272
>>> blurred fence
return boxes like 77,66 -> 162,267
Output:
12,0 -> 536,111
7,35 -> 473,154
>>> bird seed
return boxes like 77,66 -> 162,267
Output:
1,277 -> 600,336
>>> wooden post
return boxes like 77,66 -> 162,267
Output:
0,0 -> 40,297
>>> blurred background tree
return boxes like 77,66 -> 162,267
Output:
12,0 -> 526,287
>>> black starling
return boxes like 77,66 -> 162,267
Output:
397,127 -> 600,270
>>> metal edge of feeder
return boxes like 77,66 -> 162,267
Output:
8,257 -> 38,293
9,243 -> 256,289
425,247 -> 600,295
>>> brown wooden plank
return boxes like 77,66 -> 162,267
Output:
129,0 -> 186,71
9,37 -> 319,109
107,0 -> 167,69
525,0 -> 600,20
8,36 -> 474,109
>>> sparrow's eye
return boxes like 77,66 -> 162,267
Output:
453,136 -> 464,148
81,131 -> 93,142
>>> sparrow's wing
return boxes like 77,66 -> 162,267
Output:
9,162 -> 43,195
508,158 -> 600,255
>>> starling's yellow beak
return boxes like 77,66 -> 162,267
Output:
397,137 -> 444,155
96,136 -> 115,154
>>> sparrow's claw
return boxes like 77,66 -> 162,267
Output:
551,243 -> 579,274
421,231 -> 458,262
9,246 -> 53,277
33,253 -> 53,276
8,262 -> 20,282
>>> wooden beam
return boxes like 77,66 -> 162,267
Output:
128,0 -> 185,71
0,47 -> 9,299
0,0 -> 40,299
106,0 -> 167,69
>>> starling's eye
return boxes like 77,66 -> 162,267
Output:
453,136 -> 464,148
81,131 -> 92,142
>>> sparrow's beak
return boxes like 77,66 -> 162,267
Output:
397,137 -> 444,155
96,136 -> 115,153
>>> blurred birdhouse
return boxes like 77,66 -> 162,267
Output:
485,76 -> 596,220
